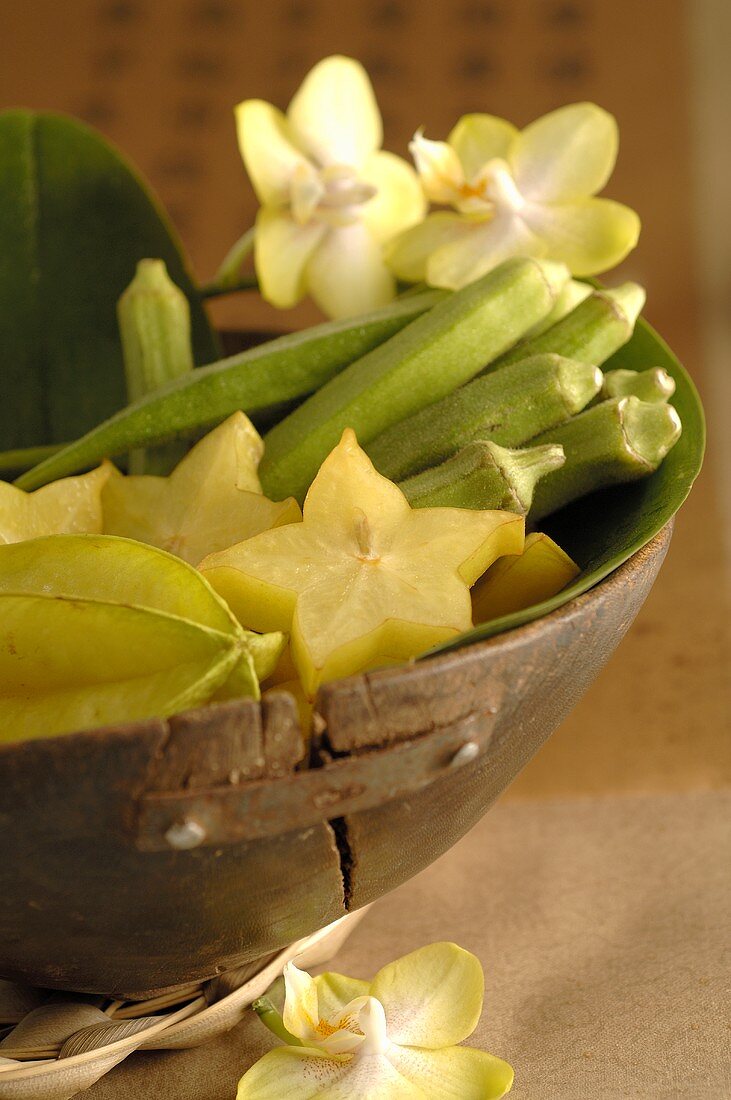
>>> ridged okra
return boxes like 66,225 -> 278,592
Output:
399,441 -> 565,514
528,396 -> 682,522
259,257 -> 570,503
16,290 -> 444,491
484,283 -> 645,374
367,354 -> 601,482
601,367 -> 675,403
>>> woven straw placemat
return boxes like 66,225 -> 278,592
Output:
0,908 -> 368,1100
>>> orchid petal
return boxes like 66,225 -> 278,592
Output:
448,113 -> 518,180
254,209 -> 325,309
360,151 -> 426,243
282,961 -> 321,1042
386,212 -> 476,282
426,214 -> 545,290
521,197 -> 641,275
409,131 -> 465,204
235,99 -> 309,206
237,1046 -> 422,1099
288,55 -> 382,168
511,102 -> 618,201
306,223 -> 395,318
390,1044 -> 515,1099
314,971 -> 371,1022
370,942 -> 484,1049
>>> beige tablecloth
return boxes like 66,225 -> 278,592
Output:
88,788 -> 730,1099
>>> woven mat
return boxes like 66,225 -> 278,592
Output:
85,788 -> 730,1099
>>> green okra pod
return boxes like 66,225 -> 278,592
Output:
601,367 -> 675,403
117,259 -> 195,475
260,257 -> 570,503
17,290 -> 443,491
399,441 -> 565,513
528,396 -> 682,522
484,282 -> 646,374
521,278 -> 593,340
366,354 -> 601,482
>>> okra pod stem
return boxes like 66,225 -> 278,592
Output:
484,282 -> 646,374
17,291 -> 443,491
367,354 -> 601,482
601,367 -> 675,403
117,259 -> 195,474
260,258 -> 570,503
528,396 -> 682,522
400,441 -> 565,513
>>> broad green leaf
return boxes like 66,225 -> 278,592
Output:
0,592 -> 238,742
431,309 -> 705,654
0,110 -> 219,450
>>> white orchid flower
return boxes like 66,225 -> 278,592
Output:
388,103 -> 640,290
238,942 -> 514,1098
235,56 -> 425,318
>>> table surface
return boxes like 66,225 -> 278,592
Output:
88,788 -> 730,1100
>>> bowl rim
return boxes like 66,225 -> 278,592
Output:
0,520 -> 673,766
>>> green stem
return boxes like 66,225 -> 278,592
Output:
252,997 -> 302,1046
0,442 -> 65,477
400,440 -> 565,513
202,228 -> 257,297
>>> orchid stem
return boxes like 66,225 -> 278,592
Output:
203,228 -> 258,297
252,997 -> 303,1046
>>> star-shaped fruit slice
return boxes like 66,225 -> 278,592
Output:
103,412 -> 301,565
201,429 -> 524,695
0,463 -> 110,544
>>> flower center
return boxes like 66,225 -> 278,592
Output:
483,159 -> 525,214
291,163 -> 377,227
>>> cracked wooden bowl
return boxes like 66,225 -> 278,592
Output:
0,310 -> 702,999
0,521 -> 671,999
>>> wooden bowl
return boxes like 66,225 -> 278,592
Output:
0,521 -> 671,999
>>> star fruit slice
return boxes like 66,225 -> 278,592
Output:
201,429 -> 524,695
0,537 -> 251,743
0,534 -> 284,726
102,412 -> 301,565
472,530 -> 580,623
0,462 -> 110,544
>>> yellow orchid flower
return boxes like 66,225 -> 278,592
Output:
236,56 -> 426,318
388,103 -> 640,290
238,942 -> 514,1099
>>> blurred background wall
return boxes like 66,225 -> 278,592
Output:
3,0 -> 729,793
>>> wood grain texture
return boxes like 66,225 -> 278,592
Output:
0,527 -> 670,997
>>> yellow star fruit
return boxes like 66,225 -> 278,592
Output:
0,534 -> 284,742
0,463 -> 110,544
472,531 -> 580,623
102,412 -> 301,566
201,429 -> 523,695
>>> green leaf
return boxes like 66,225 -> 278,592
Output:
0,110 -> 219,450
431,311 -> 705,655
